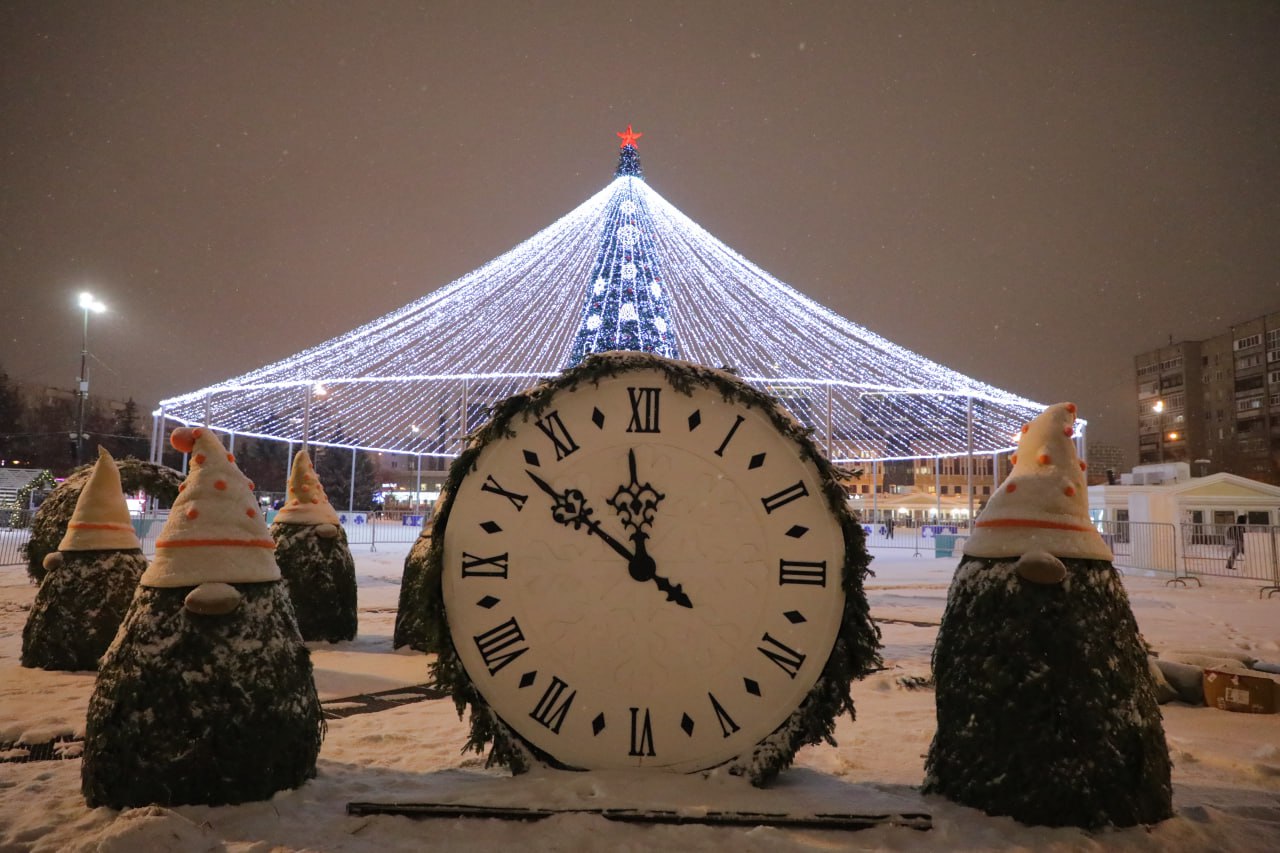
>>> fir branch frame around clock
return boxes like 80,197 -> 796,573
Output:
422,351 -> 882,786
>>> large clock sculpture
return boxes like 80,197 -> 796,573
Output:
426,352 -> 879,785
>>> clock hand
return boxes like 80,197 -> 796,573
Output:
607,451 -> 690,608
525,470 -> 633,561
526,469 -> 691,608
608,448 -> 664,535
630,532 -> 692,608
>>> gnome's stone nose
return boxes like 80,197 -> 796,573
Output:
184,582 -> 243,616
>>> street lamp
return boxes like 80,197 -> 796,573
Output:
1152,399 -> 1165,464
75,291 -> 106,467
410,424 -> 422,512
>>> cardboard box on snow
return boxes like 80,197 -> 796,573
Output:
1202,668 -> 1278,714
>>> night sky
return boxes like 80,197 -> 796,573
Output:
2,1 -> 1277,457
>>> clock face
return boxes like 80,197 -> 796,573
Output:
441,366 -> 846,773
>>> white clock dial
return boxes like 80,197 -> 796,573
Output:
442,366 -> 846,773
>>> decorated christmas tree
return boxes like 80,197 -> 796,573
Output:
924,403 -> 1172,828
82,427 -> 323,808
270,448 -> 358,642
22,446 -> 145,671
565,125 -> 680,367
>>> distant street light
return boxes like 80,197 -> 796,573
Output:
1152,399 -> 1165,464
410,424 -> 422,511
75,292 -> 106,467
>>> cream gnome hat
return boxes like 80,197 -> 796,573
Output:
963,403 -> 1112,561
57,446 -> 142,552
140,427 -> 280,587
273,449 -> 341,526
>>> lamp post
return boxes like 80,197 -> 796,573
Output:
410,424 -> 422,512
75,292 -> 106,467
1152,399 -> 1165,464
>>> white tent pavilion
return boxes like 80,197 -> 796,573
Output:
153,137 -> 1058,467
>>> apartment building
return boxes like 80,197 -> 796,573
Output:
1135,310 -> 1280,484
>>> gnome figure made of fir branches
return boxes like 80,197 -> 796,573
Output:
22,446 -> 145,671
924,403 -> 1172,829
82,427 -> 323,809
392,513 -> 435,652
270,449 -> 357,642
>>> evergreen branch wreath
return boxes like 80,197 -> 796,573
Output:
7,470 -> 55,526
421,352 -> 882,786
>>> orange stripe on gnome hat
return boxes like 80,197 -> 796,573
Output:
139,427 -> 281,588
57,446 -> 142,552
273,449 -> 341,526
962,402 -> 1112,562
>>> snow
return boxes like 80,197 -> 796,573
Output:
2,546 -> 1279,850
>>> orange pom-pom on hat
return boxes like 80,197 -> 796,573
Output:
963,403 -> 1111,561
274,450 -> 341,526
140,428 -> 280,587
58,446 -> 142,552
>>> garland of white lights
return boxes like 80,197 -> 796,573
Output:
157,147 -> 1051,462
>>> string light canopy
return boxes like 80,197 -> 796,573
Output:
155,129 -> 1055,463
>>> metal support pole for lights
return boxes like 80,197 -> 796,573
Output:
1153,399 -> 1165,464
410,425 -> 422,512
74,292 -> 105,467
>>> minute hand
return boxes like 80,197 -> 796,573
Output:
526,471 -> 634,560
526,470 -> 692,608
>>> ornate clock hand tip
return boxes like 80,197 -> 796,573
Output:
526,469 -> 557,496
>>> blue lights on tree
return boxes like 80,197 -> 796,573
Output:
566,126 -> 680,367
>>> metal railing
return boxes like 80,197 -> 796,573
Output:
860,522 -> 971,557
0,509 -> 34,567
1181,523 -> 1280,596
1094,520 -> 1179,578
334,510 -> 427,551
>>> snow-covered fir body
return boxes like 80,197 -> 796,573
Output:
270,450 -> 357,642
81,428 -> 323,808
924,403 -> 1172,828
392,522 -> 433,651
272,522 -> 357,641
82,581 -> 323,807
924,554 -> 1172,827
21,549 -> 145,671
22,447 -> 146,672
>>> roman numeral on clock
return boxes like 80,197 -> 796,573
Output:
628,707 -> 656,756
535,410 -> 580,460
714,414 -> 745,457
758,632 -> 807,679
461,552 -> 509,578
472,616 -> 529,675
761,480 -> 809,514
708,692 -> 741,738
529,675 -> 576,734
480,475 -> 528,511
778,559 -> 827,586
626,387 -> 661,433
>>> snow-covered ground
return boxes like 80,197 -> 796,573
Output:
2,544 -> 1278,851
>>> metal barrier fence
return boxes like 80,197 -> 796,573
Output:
860,522 -> 971,558
0,509 -> 34,567
1094,520 -> 1179,577
1181,523 -> 1280,595
337,510 -> 426,551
